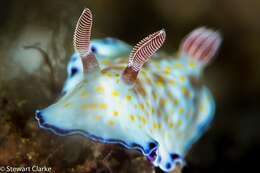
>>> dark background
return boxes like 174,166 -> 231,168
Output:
0,0 -> 259,173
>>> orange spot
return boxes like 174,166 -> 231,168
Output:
126,95 -> 132,101
182,87 -> 189,97
108,120 -> 115,127
95,115 -> 101,121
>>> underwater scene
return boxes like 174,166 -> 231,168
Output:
0,0 -> 259,173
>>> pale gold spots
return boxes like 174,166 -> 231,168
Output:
130,114 -> 135,122
157,109 -> 162,117
95,115 -> 101,121
80,104 -> 87,110
95,86 -> 105,94
169,79 -> 176,85
80,91 -> 88,98
146,101 -> 151,109
199,104 -> 207,113
145,110 -> 149,117
188,61 -> 196,69
156,77 -> 164,87
126,95 -> 132,102
159,99 -> 166,107
158,124 -> 162,130
172,98 -> 179,106
108,120 -> 115,127
101,59 -> 110,65
145,78 -> 152,85
112,90 -> 119,97
113,111 -> 119,117
153,122 -> 157,129
164,67 -> 172,75
100,103 -> 108,110
152,91 -> 157,100
63,102 -> 71,108
116,79 -> 120,84
168,122 -> 174,128
151,107 -> 155,114
177,120 -> 183,127
135,80 -> 147,97
175,63 -> 183,69
139,104 -> 145,111
80,103 -> 97,110
138,125 -> 142,129
181,87 -> 190,97
138,115 -> 146,125
179,108 -> 185,115
179,75 -> 186,82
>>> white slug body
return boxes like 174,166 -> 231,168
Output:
36,9 -> 222,172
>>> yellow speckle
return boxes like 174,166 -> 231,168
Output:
95,115 -> 101,121
179,75 -> 186,82
182,87 -> 189,97
80,91 -> 88,98
146,102 -> 151,108
177,120 -> 183,127
102,59 -> 110,65
141,116 -> 146,125
159,99 -> 166,107
172,98 -> 179,106
168,122 -> 174,128
100,103 -> 108,110
153,122 -> 157,129
164,67 -> 172,74
80,103 -> 97,110
126,95 -> 132,101
152,91 -> 157,100
188,61 -> 196,69
199,104 -> 207,113
169,79 -> 175,85
113,111 -> 119,117
63,102 -> 71,108
146,78 -> 152,84
156,78 -> 164,87
95,86 -> 105,94
151,107 -> 155,114
108,120 -> 115,127
175,63 -> 183,69
112,90 -> 119,97
139,104 -> 145,111
158,124 -> 161,130
130,114 -> 135,122
138,125 -> 142,129
179,108 -> 185,115
116,79 -> 120,84
80,104 -> 87,110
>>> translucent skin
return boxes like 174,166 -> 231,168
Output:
36,38 -> 215,172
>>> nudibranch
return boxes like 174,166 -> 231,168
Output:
36,8 -> 222,172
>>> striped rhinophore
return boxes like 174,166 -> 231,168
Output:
35,8 -> 222,173
73,8 -> 93,57
128,29 -> 166,71
181,27 -> 222,65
